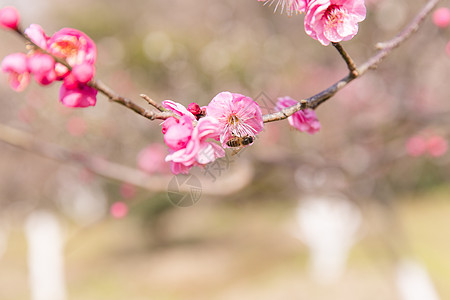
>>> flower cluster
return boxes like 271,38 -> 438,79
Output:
258,0 -> 367,46
159,92 -> 264,174
0,9 -> 97,108
276,97 -> 321,134
160,100 -> 225,174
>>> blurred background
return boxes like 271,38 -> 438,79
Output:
0,0 -> 450,299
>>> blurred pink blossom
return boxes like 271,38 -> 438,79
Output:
137,143 -> 168,174
206,92 -> 264,147
276,97 -> 321,134
304,0 -> 366,46
406,136 -> 427,157
110,202 -> 128,219
258,0 -> 307,15
1,53 -> 30,91
432,7 -> 450,28
0,6 -> 20,30
427,135 -> 448,157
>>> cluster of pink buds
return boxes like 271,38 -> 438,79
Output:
258,0 -> 367,46
0,7 -> 97,107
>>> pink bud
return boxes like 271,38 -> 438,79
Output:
187,102 -> 201,116
72,63 -> 95,84
0,6 -> 20,30
161,116 -> 179,134
433,7 -> 450,28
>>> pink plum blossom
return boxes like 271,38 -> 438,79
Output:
71,63 -> 95,84
304,0 -> 366,46
0,6 -> 20,30
165,116 -> 225,174
162,100 -> 196,120
258,0 -> 307,15
206,92 -> 264,147
1,53 -> 30,91
28,53 -> 56,85
276,96 -> 321,134
25,24 -> 49,49
164,115 -> 194,151
432,7 -> 450,28
48,28 -> 97,67
59,83 -> 97,107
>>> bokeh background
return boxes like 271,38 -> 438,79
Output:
0,0 -> 450,299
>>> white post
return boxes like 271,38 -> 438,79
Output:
25,210 -> 67,300
396,259 -> 441,300
296,195 -> 361,284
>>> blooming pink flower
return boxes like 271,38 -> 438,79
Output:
137,143 -> 169,174
304,0 -> 366,46
25,24 -> 49,49
165,116 -> 225,174
258,0 -> 307,15
432,7 -> 450,28
48,28 -> 97,66
276,96 -> 321,134
71,63 -> 95,84
0,6 -> 20,30
59,83 -> 97,107
164,115 -> 194,151
1,53 -> 30,91
406,135 -> 427,157
206,92 -> 264,147
427,135 -> 448,157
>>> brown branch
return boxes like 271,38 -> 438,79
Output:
88,79 -> 174,120
332,42 -> 359,77
140,94 -> 166,112
263,0 -> 441,123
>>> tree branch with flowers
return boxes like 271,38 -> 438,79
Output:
0,0 -> 443,177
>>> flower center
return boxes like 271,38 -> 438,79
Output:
50,36 -> 86,65
228,114 -> 240,126
324,5 -> 346,29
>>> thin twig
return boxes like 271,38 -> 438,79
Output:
89,79 -> 174,120
140,94 -> 166,112
262,0 -> 441,123
332,42 -> 359,77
